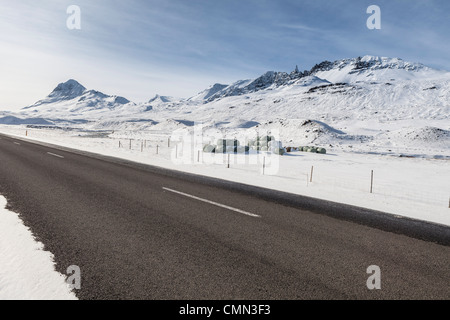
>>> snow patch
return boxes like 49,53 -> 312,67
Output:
0,195 -> 77,300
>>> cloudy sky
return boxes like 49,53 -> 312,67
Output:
1,0 -> 449,111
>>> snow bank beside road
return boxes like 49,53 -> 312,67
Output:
0,196 -> 77,300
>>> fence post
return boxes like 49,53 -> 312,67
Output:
370,170 -> 374,194
262,156 -> 266,175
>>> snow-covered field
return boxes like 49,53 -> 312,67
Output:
1,125 -> 449,227
0,195 -> 77,300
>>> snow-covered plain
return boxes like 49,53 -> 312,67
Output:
0,195 -> 77,300
1,125 -> 449,227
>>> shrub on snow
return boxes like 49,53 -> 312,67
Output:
203,144 -> 216,153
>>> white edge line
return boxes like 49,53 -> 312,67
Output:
47,152 -> 64,159
163,187 -> 261,218
14,142 -> 21,145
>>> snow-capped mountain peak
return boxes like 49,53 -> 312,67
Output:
188,84 -> 229,102
48,79 -> 86,100
23,79 -> 87,110
21,79 -> 134,117
310,56 -> 428,74
148,94 -> 176,103
311,55 -> 441,84
356,55 -> 427,71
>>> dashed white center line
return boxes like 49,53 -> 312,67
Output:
47,152 -> 64,159
163,187 -> 261,218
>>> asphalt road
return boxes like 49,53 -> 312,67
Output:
0,133 -> 449,300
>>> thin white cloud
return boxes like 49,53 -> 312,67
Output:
276,23 -> 323,33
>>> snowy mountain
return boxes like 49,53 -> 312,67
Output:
148,94 -> 177,104
190,56 -> 446,103
311,56 -> 442,84
163,55 -> 449,126
19,56 -> 449,120
188,83 -> 229,102
7,56 -> 449,155
198,73 -> 319,103
34,79 -> 86,104
21,79 -> 135,119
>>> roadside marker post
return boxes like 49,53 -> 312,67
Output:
262,156 -> 266,175
370,170 -> 374,194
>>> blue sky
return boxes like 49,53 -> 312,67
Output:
1,0 -> 450,110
